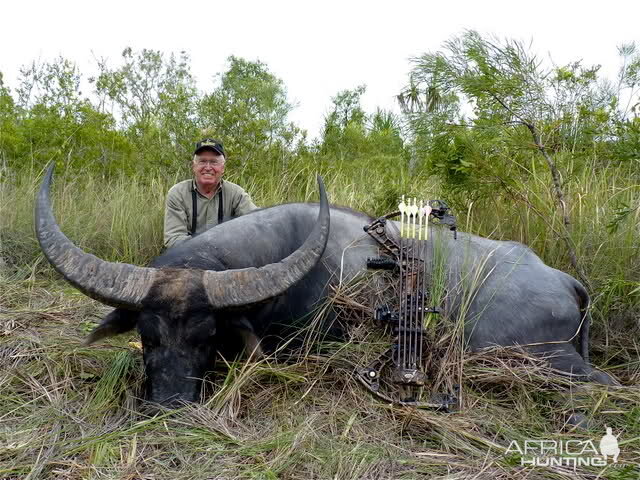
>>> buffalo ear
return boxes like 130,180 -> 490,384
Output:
85,308 -> 139,345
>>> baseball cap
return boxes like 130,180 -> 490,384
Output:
194,138 -> 225,156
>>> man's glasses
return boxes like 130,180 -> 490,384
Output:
197,159 -> 224,167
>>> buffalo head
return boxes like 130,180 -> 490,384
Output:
35,163 -> 330,406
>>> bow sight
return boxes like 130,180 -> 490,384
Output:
359,198 -> 459,410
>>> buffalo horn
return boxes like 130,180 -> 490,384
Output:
35,163 -> 158,309
201,175 -> 330,308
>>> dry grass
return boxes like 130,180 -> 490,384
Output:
1,270 -> 639,480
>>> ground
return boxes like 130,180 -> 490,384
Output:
1,275 -> 639,480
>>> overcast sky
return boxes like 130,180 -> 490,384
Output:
2,0 -> 638,139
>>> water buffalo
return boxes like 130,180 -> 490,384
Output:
35,164 -> 615,406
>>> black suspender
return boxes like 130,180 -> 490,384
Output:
218,188 -> 224,224
191,184 -> 224,236
191,188 -> 198,235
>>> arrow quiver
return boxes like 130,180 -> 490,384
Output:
359,199 -> 458,410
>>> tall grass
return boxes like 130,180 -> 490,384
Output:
0,155 -> 434,268
2,156 -> 637,301
461,158 -> 640,294
1,274 -> 639,479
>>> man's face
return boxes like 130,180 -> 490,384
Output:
193,150 -> 225,189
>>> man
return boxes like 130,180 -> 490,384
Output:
164,138 -> 257,249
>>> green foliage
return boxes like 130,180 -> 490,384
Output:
198,56 -> 301,167
404,31 -> 639,200
319,85 -> 408,164
326,85 -> 368,130
0,51 -> 404,182
1,58 -> 134,175
367,108 -> 405,155
0,73 -> 19,163
16,57 -> 83,111
400,31 -> 640,287
1,50 -> 307,176
320,85 -> 369,159
94,48 -> 199,169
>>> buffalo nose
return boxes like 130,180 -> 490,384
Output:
161,396 -> 192,409
141,396 -> 190,414
145,389 -> 199,409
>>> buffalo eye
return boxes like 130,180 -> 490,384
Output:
137,315 -> 167,348
186,321 -> 217,345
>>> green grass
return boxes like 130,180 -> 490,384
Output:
3,156 -> 638,296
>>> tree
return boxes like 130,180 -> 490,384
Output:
16,57 -> 84,114
0,73 -> 19,166
6,58 -> 131,173
93,48 -> 199,168
367,108 -> 405,156
197,56 -> 301,165
403,31 -> 627,285
319,85 -> 368,159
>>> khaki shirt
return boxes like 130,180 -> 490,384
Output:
164,179 -> 257,248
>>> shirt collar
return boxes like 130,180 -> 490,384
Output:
192,178 -> 224,198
